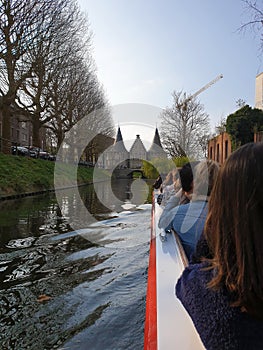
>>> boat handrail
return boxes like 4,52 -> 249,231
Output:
171,228 -> 189,268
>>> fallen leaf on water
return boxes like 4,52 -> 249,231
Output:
37,294 -> 52,303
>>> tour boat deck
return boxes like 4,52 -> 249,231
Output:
144,192 -> 204,350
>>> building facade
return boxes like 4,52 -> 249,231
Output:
207,132 -> 232,165
0,111 -> 31,151
0,108 -> 46,153
254,131 -> 263,143
129,135 -> 147,168
98,127 -> 167,169
208,73 -> 263,165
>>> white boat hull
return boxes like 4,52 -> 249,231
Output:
144,192 -> 204,350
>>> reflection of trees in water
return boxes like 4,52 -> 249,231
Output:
0,183 -> 116,247
0,182 -> 150,349
80,180 -> 136,216
111,178 -> 154,207
0,233 -> 112,349
0,190 -> 113,347
111,179 -> 133,202
80,183 -> 112,217
0,181 -> 154,248
0,196 -> 71,249
89,179 -> 153,213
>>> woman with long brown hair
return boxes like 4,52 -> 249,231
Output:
176,142 -> 263,349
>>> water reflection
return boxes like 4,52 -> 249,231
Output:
0,179 -> 150,245
0,198 -> 67,251
55,179 -> 152,233
0,179 -> 153,349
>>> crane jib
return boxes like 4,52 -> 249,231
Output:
180,74 -> 223,109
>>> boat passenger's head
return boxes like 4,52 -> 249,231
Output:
205,142 -> 263,319
193,160 -> 220,198
179,161 -> 200,194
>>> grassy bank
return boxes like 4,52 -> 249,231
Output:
0,153 -> 105,197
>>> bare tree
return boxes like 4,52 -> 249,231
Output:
21,0 -> 114,149
17,0 -> 90,147
0,0 -> 62,151
239,0 -> 263,50
215,116 -> 227,134
0,0 -> 114,154
159,90 -> 210,159
48,55 -> 114,149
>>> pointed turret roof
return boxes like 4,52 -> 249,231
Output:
148,128 -> 166,160
112,126 -> 128,153
152,128 -> 162,148
115,126 -> 124,143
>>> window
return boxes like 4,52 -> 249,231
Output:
225,140 -> 228,160
216,144 -> 220,163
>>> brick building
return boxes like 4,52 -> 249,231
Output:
254,131 -> 263,143
208,73 -> 263,165
208,130 -> 263,165
207,132 -> 232,165
0,108 -> 46,152
0,109 -> 32,152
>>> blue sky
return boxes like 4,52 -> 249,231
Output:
78,0 -> 262,140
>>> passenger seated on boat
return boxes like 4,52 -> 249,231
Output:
156,170 -> 172,205
159,169 -> 181,206
161,170 -> 174,188
152,174 -> 163,190
171,160 -> 219,260
176,142 -> 263,350
158,161 -> 199,231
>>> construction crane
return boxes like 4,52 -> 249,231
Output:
180,74 -> 223,111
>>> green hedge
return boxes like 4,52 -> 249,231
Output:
142,156 -> 192,178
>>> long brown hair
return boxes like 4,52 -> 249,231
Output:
205,142 -> 263,319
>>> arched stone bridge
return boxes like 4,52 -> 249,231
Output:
113,168 -> 145,179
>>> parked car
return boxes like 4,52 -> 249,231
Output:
24,146 -> 38,158
48,154 -> 56,161
78,160 -> 94,167
11,146 -> 30,156
39,150 -> 50,160
27,147 -> 50,160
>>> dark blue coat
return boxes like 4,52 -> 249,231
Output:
176,262 -> 263,349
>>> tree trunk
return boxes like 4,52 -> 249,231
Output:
56,128 -> 64,150
1,103 -> 12,154
32,117 -> 41,147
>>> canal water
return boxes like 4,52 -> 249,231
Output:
0,179 -> 153,350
